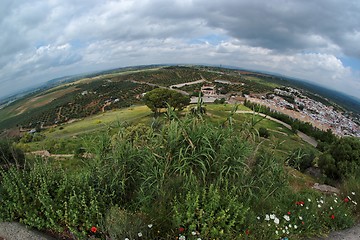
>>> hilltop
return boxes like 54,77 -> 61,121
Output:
0,65 -> 359,138
0,65 -> 360,239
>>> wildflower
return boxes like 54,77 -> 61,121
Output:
274,218 -> 280,225
148,224 -> 153,228
296,201 -> 304,206
275,230 -> 279,235
191,231 -> 196,236
289,224 -> 292,228
306,206 -> 309,210
138,232 -> 143,237
90,226 -> 97,233
197,238 -> 201,240
302,221 -> 305,225
352,201 -> 358,205
245,229 -> 250,235
307,198 -> 311,202
125,238 -> 129,240
320,199 -> 324,204
318,204 -> 321,208
287,211 -> 291,215
179,227 -> 185,233
334,199 -> 338,203
270,214 -> 275,219
257,216 -> 260,220
351,192 -> 355,195
179,235 -> 186,240
294,225 -> 298,229
330,206 -> 333,210
330,214 -> 335,220
265,214 -> 270,221
344,197 -> 349,203
299,216 -> 303,220
283,215 -> 290,221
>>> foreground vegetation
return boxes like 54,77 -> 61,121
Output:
1,106 -> 359,240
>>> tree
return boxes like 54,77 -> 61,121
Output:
318,137 -> 360,180
143,88 -> 190,114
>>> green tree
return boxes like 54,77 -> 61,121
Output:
318,137 -> 360,180
143,88 -> 190,114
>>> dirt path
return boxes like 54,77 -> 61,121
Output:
311,223 -> 360,240
236,110 -> 318,147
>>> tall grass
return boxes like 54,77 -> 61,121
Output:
0,110 -> 358,239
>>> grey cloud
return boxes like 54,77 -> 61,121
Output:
0,0 -> 359,99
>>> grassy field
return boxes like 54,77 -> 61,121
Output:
244,76 -> 281,88
44,105 -> 152,138
0,86 -> 78,123
21,103 -> 318,166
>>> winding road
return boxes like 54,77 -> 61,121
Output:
236,110 -> 318,147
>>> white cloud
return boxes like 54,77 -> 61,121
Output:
0,0 -> 359,99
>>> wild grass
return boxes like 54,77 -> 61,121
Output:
0,106 -> 358,239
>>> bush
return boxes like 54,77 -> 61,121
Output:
258,127 -> 270,138
172,184 -> 248,239
287,148 -> 316,172
105,207 -> 154,240
0,139 -> 25,168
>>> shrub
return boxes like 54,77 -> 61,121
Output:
172,184 -> 249,239
287,148 -> 315,172
0,139 -> 25,168
258,127 -> 270,138
105,207 -> 154,240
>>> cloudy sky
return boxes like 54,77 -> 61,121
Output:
1,0 -> 360,99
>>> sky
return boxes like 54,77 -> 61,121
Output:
1,0 -> 360,99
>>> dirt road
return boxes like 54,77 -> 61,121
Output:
236,110 -> 318,147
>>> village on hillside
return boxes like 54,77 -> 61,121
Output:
182,79 -> 360,138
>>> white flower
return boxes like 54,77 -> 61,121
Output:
286,230 -> 290,234
352,201 -> 358,205
308,198 -> 311,202
334,199 -> 338,203
352,192 -> 355,195
138,232 -> 143,237
265,214 -> 270,221
257,216 -> 260,220
283,215 -> 290,221
282,229 -> 286,233
274,218 -> 280,225
179,236 -> 186,240
197,238 -> 201,240
275,230 -> 279,235
148,224 -> 153,228
330,207 -> 333,210
318,204 -> 321,208
320,199 -> 324,204
191,231 -> 196,236
289,224 -> 292,228
345,214 -> 348,217
299,216 -> 303,220
306,207 -> 309,210
270,214 -> 275,220
125,238 -> 129,240
294,225 -> 298,229
348,196 -> 352,200
285,226 -> 288,230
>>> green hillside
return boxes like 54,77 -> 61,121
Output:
0,66 -> 359,239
